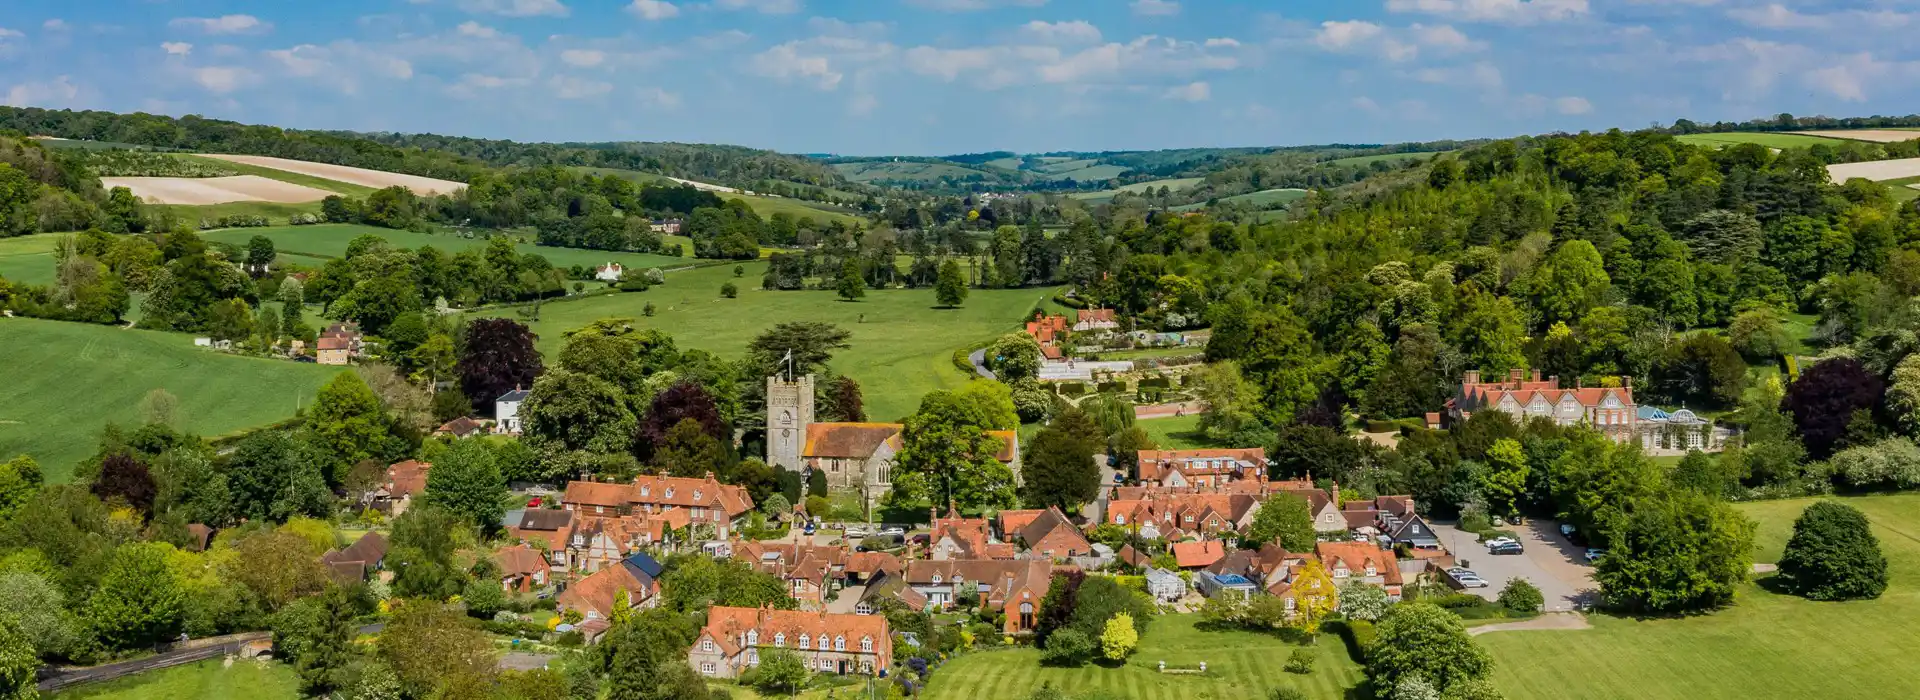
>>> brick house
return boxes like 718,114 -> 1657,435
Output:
928,508 -> 1016,560
372,460 -> 430,517
557,553 -> 662,623
689,606 -> 891,679
495,544 -> 549,593
1450,369 -> 1637,439
560,474 -> 753,538
1315,541 -> 1404,598
1006,506 -> 1093,561
1136,448 -> 1268,489
899,559 -> 1052,635
733,542 -> 854,610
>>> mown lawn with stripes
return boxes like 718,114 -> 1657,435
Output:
1480,493 -> 1920,699
922,614 -> 1366,700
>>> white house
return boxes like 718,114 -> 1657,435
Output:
596,263 -> 624,282
496,389 -> 530,435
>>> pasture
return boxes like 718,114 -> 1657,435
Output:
1673,132 -> 1844,149
1480,493 -> 1920,699
0,317 -> 344,481
921,614 -> 1365,700
1043,163 -> 1129,183
1068,178 -> 1205,201
1788,129 -> 1920,143
477,261 -> 1060,421
0,232 -> 61,286
1325,151 -> 1440,167
1175,188 -> 1309,211
830,161 -> 994,185
199,223 -> 688,272
50,659 -> 301,700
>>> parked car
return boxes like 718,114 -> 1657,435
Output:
1456,575 -> 1490,588
1447,567 -> 1476,578
880,527 -> 906,537
1484,537 -> 1518,548
1489,542 -> 1524,555
803,522 -> 816,536
844,527 -> 870,538
1584,548 -> 1607,563
1559,523 -> 1576,538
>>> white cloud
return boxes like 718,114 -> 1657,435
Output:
161,42 -> 194,56
903,0 -> 1047,11
714,0 -> 802,14
1204,38 -> 1240,48
694,30 -> 753,50
2,76 -> 79,107
1728,4 -> 1824,30
456,21 -> 499,39
749,35 -> 895,90
637,86 -> 682,109
263,42 -> 414,94
191,66 -> 252,93
42,19 -> 68,31
626,0 -> 680,20
1555,95 -> 1592,114
1315,21 -> 1383,51
1131,0 -> 1179,16
1409,61 -> 1503,90
561,49 -> 606,67
1021,20 -> 1101,44
550,74 -> 613,99
1803,53 -> 1919,102
0,28 -> 21,39
1385,0 -> 1588,25
1727,5 -> 1918,32
457,0 -> 570,17
169,15 -> 272,35
1163,81 -> 1209,101
1409,24 -> 1483,52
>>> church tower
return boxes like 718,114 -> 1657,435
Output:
766,374 -> 814,473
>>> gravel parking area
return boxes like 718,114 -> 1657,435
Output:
1435,518 -> 1595,612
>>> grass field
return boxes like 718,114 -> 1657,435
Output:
578,167 -> 867,226
1175,188 -> 1310,212
476,262 -> 1059,421
922,614 -> 1365,700
0,318 -> 344,480
1674,132 -> 1846,149
1044,163 -> 1129,183
830,161 -> 994,186
1138,413 -> 1214,449
1480,492 -> 1920,699
199,223 -> 688,272
1068,178 -> 1205,201
1325,152 -> 1438,167
0,232 -> 61,286
52,659 -> 301,700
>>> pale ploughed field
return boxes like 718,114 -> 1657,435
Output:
1827,157 -> 1920,183
99,175 -> 335,205
198,154 -> 468,195
1791,129 -> 1920,143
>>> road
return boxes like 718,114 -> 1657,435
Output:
1435,518 -> 1595,612
966,349 -> 995,379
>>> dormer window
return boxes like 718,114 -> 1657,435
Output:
640,487 -> 650,497
818,636 -> 829,650
774,633 -> 785,647
1115,515 -> 1127,525
694,490 -> 703,501
799,634 -> 810,648
834,636 -> 845,651
747,630 -> 758,645
932,574 -> 942,584
665,488 -> 675,498
861,636 -> 872,652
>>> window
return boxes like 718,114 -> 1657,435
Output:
594,506 -> 604,514
861,660 -> 873,674
640,487 -> 650,497
932,574 -> 942,584
834,636 -> 845,651
694,490 -> 703,500
701,640 -> 715,652
861,636 -> 873,652
700,662 -> 716,676
774,633 -> 785,647
856,602 -> 873,615
747,630 -> 758,645
1185,515 -> 1195,522
1115,515 -> 1127,525
665,488 -> 675,498
799,635 -> 810,648
748,650 -> 758,665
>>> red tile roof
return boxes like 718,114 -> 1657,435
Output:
495,545 -> 547,578
385,460 -> 430,497
700,606 -> 891,661
1315,541 -> 1402,586
1172,541 -> 1226,568
803,423 -> 903,459
563,480 -> 632,509
557,562 -> 655,619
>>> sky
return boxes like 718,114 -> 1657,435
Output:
0,0 -> 1914,156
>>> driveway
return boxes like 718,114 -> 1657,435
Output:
1434,518 -> 1594,612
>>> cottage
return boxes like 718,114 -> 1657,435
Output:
496,544 -> 550,593
372,460 -> 430,516
557,553 -> 661,623
899,559 -> 1052,634
1010,506 -> 1093,561
1136,448 -> 1268,490
434,417 -> 485,439
320,532 -> 388,584
1172,540 -> 1226,570
1073,308 -> 1120,333
506,508 -> 575,566
1106,491 -> 1258,540
560,474 -> 754,538
732,542 -> 854,610
688,606 -> 891,678
495,389 -> 530,435
1316,541 -> 1403,598
928,507 -> 1015,560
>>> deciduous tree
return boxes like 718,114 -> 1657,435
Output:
1776,500 -> 1887,601
423,439 -> 509,531
88,542 -> 185,650
1367,603 -> 1492,694
1593,491 -> 1753,614
1246,493 -> 1315,551
1782,357 -> 1885,459
935,259 -> 968,308
457,319 -> 543,414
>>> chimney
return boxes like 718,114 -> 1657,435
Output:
1509,368 -> 1524,386
1464,370 -> 1480,385
1548,375 -> 1558,388
1576,376 -> 1583,389
1331,481 -> 1341,508
1624,376 -> 1633,390
1531,369 -> 1541,383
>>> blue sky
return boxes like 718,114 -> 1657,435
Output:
0,0 -> 1913,155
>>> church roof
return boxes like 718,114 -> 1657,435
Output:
803,423 -> 904,459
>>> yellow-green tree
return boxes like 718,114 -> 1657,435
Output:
1100,612 -> 1138,661
1480,438 -> 1531,517
1291,562 -> 1339,635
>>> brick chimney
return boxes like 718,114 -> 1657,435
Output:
1464,370 -> 1481,385
1531,369 -> 1542,382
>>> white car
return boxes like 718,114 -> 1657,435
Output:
1484,537 -> 1518,548
1447,567 -> 1476,577
879,527 -> 905,537
1584,548 -> 1607,563
1455,575 -> 1490,588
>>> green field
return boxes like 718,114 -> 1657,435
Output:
476,262 -> 1059,421
1674,132 -> 1846,149
1326,152 -> 1439,167
0,318 -> 345,480
1069,178 -> 1205,202
1481,492 -> 1920,699
983,157 -> 1024,171
1175,188 -> 1310,212
199,224 -> 688,272
1044,164 -> 1129,183
830,161 -> 995,186
1138,413 -> 1214,449
0,233 -> 62,286
922,614 -> 1365,700
52,659 -> 301,700
576,167 -> 866,227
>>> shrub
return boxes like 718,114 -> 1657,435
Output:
1285,647 -> 1315,674
1039,629 -> 1094,667
1497,579 -> 1544,613
1100,613 -> 1138,661
1777,500 -> 1888,601
1429,593 -> 1488,610
721,282 -> 738,298
1057,382 -> 1087,397
1138,377 -> 1171,390
1098,381 -> 1127,394
1331,618 -> 1375,661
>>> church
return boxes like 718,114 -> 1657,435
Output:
766,375 -> 1020,516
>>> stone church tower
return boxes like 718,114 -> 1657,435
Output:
766,374 -> 815,473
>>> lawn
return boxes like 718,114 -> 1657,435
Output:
922,614 -> 1365,700
1479,492 -> 1920,699
0,317 -> 345,481
474,262 -> 1060,421
199,223 -> 688,272
1137,414 -> 1215,450
0,232 -> 62,286
1674,132 -> 1846,149
51,659 -> 301,700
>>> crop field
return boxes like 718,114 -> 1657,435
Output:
199,154 -> 467,195
922,614 -> 1365,700
0,317 -> 344,481
1480,493 -> 1920,699
578,167 -> 867,226
0,232 -> 61,286
1043,163 -> 1129,182
199,223 -> 688,271
51,659 -> 301,700
178,155 -> 378,197
1788,129 -> 1920,143
100,175 -> 334,205
982,157 -> 1024,170
478,261 -> 1059,421
1673,132 -> 1844,149
1325,151 -> 1439,167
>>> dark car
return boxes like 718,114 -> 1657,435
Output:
1489,542 -> 1525,555
293,355 -> 316,363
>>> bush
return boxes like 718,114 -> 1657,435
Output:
1138,377 -> 1171,390
1053,295 -> 1089,309
1331,618 -> 1375,661
1057,382 -> 1086,396
1429,593 -> 1489,609
1285,647 -> 1315,674
1039,629 -> 1094,667
1777,500 -> 1888,601
721,282 -> 738,298
1098,381 -> 1127,394
1365,419 -> 1397,433
1497,579 -> 1544,613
